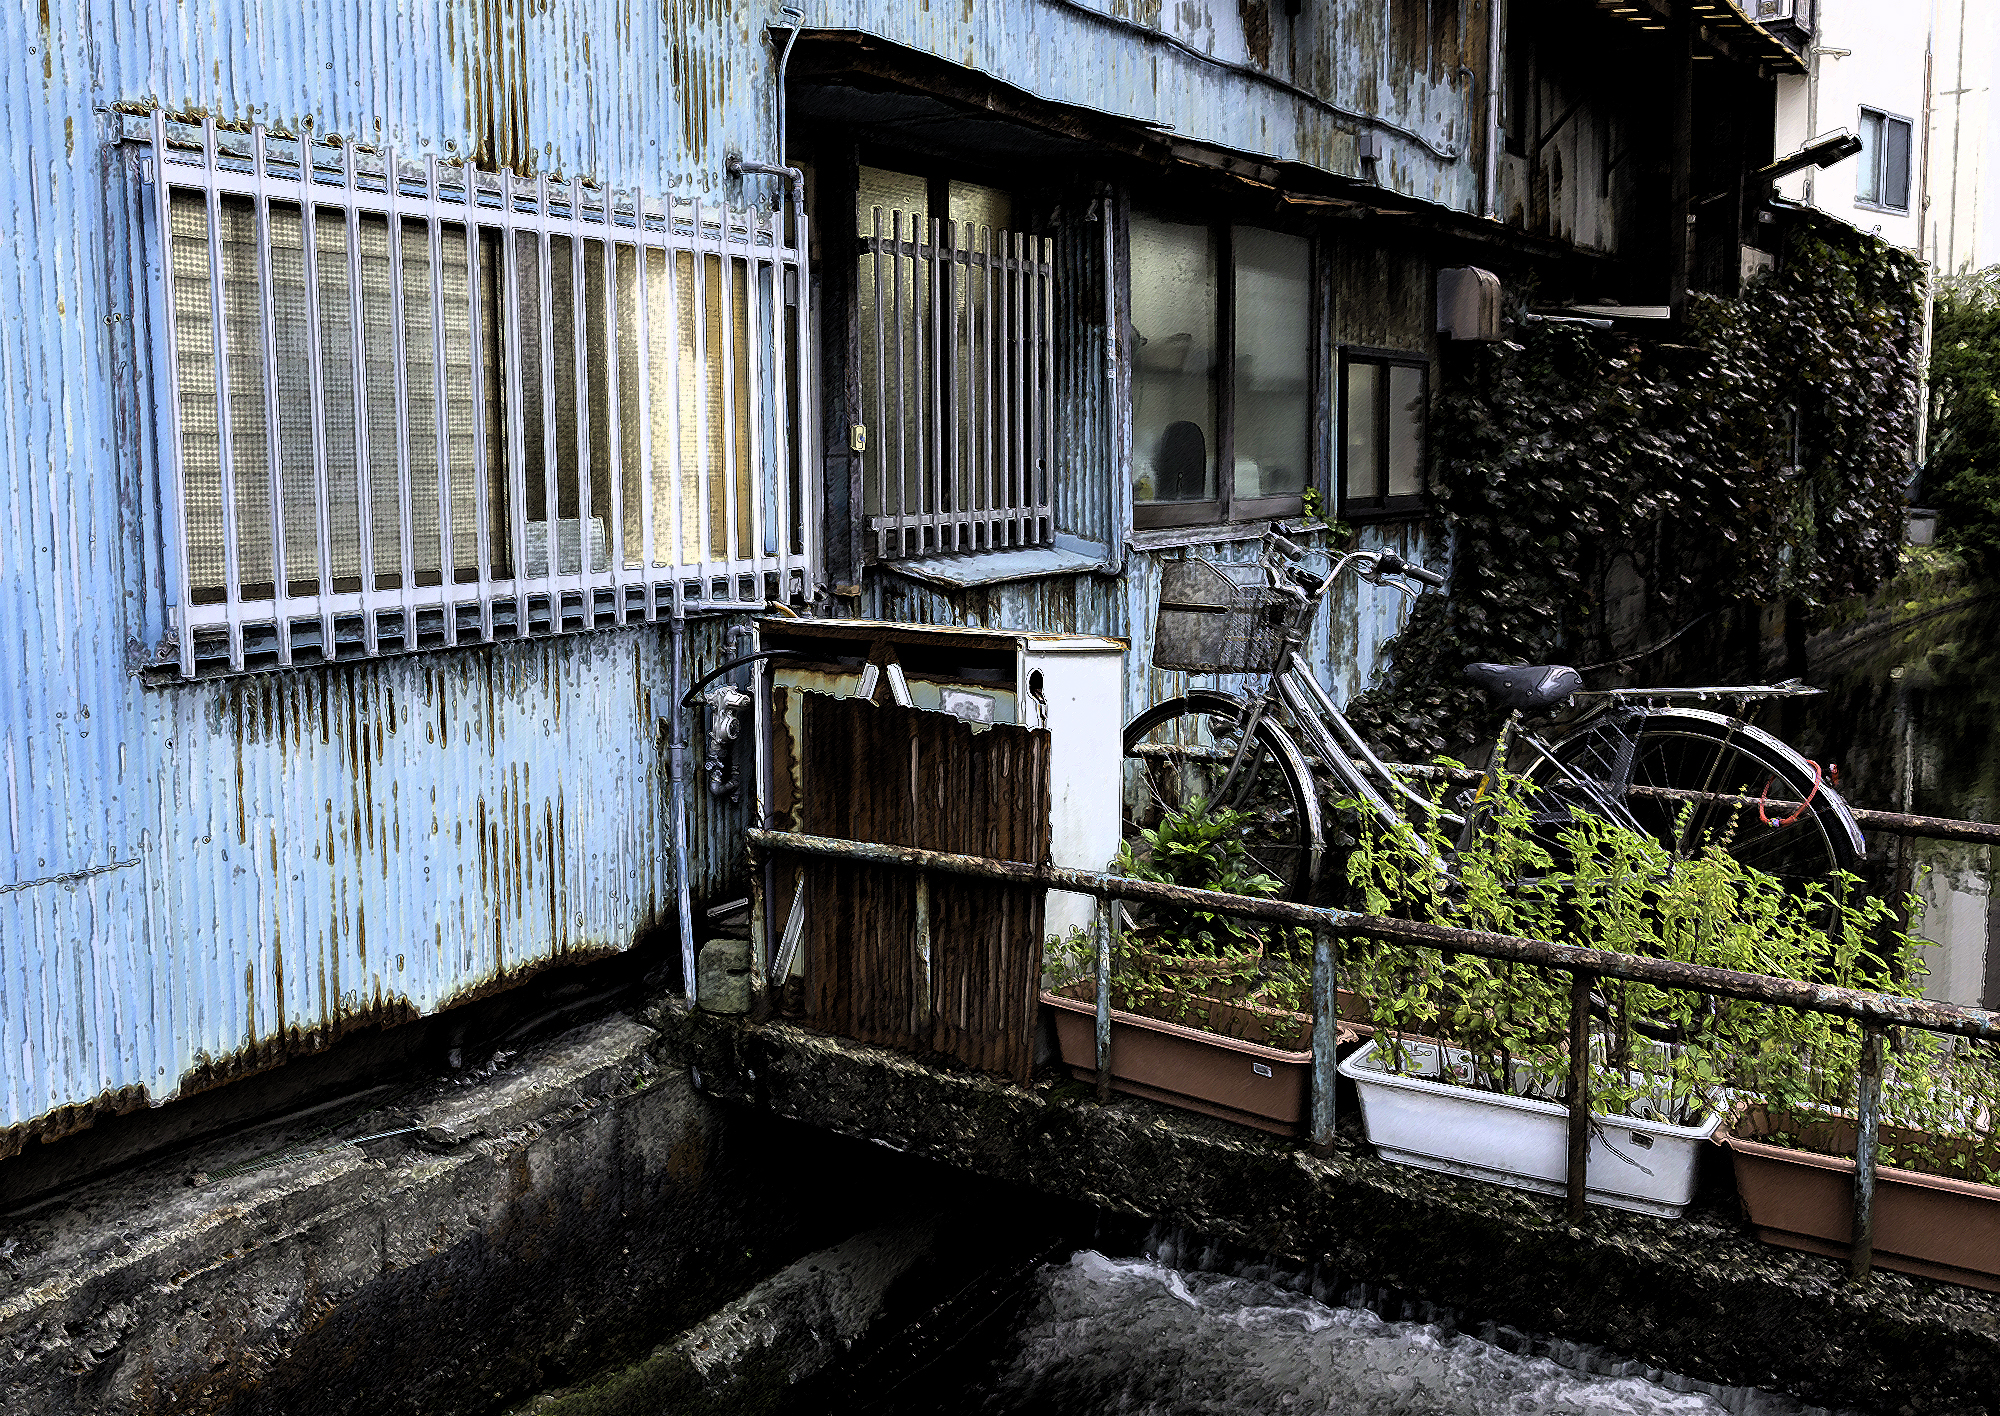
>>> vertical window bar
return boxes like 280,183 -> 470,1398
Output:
537,174 -> 559,599
602,223 -> 627,622
692,198 -> 716,599
662,225 -> 686,612
871,207 -> 888,562
383,144 -> 418,644
500,176 -> 531,632
797,202 -> 820,593
250,125 -> 293,666
724,213 -> 748,584
998,227 -> 1016,548
1017,230 -> 1032,543
342,138 -> 379,655
200,118 -> 247,671
151,110 -> 198,680
983,224 -> 998,543
928,215 -> 946,552
631,218 -> 658,620
767,208 -> 792,596
425,155 -> 456,647
1048,239 -> 1064,536
891,210 -> 908,559
568,175 -> 593,604
742,243 -> 769,598
295,129 -> 337,660
465,197 -> 494,642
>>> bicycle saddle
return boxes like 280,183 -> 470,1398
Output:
1464,662 -> 1584,713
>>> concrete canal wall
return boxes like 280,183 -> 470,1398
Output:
9,987 -> 1996,1416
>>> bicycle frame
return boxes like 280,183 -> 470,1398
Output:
1209,541 -> 1658,868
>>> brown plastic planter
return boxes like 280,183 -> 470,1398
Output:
1041,984 -> 1362,1137
1722,1108 -> 2000,1293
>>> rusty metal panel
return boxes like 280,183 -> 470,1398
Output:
809,0 -> 1486,214
794,694 -> 1048,1082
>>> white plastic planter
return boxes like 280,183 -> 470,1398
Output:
1338,1039 -> 1722,1218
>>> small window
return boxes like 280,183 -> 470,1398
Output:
1856,108 -> 1912,213
1130,213 -> 1313,528
1339,351 -> 1428,515
855,165 -> 1053,560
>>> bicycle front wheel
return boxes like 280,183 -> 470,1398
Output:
1123,690 -> 1324,900
1536,708 -> 1864,894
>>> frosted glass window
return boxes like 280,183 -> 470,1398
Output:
1232,228 -> 1310,503
1387,365 -> 1426,497
1342,354 -> 1427,509
1343,362 -> 1380,502
1130,214 -> 1218,505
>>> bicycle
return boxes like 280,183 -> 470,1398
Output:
1122,530 -> 1866,904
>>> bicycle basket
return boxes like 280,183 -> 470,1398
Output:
1151,558 -> 1291,673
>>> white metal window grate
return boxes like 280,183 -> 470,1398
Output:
137,112 -> 817,679
859,211 -> 1055,561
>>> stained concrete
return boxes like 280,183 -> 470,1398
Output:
658,1003 -> 2000,1416
0,1011 -> 918,1416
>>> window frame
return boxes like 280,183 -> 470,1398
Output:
1127,213 -> 1319,531
137,111 -> 816,679
1855,106 -> 1914,215
1337,345 -> 1431,520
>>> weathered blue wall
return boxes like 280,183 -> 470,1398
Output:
2,0 -> 1475,1150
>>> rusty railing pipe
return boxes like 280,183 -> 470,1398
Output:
747,829 -> 2000,1044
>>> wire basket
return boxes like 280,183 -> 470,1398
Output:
1151,558 -> 1290,673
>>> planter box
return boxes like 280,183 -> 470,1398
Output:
1041,985 -> 1360,1137
1722,1108 -> 2000,1293
1338,1038 -> 1720,1218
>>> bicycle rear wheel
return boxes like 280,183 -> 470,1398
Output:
1123,690 -> 1324,900
1535,708 -> 1863,895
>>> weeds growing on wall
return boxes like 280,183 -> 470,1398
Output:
1345,223 -> 1925,760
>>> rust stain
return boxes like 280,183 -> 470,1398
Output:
1238,0 -> 1272,70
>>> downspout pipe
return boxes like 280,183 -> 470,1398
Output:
729,5 -> 807,207
1483,0 -> 1503,220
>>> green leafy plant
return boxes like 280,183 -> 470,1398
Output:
1929,267 -> 2000,577
1343,768 -> 1947,1133
1113,798 -> 1290,958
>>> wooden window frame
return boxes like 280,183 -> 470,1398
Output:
1128,215 -> 1318,531
1338,346 -> 1430,520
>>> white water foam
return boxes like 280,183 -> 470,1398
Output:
988,1252 -> 1843,1416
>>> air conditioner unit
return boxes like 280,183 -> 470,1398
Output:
757,618 -> 1125,947
1752,0 -> 1799,21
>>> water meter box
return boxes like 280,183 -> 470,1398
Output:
758,619 -> 1126,947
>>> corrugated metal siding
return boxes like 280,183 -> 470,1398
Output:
811,0 -> 1486,216
4,0 -> 1472,1149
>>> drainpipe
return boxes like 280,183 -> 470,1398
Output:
670,616 -> 698,1001
1483,0 -> 1503,220
729,5 -> 807,208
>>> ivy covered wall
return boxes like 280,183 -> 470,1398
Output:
1347,218 -> 1926,760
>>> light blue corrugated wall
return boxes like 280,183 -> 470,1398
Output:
1,0 -> 779,1148
1,0 -> 1467,1148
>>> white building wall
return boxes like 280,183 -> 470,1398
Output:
1772,1 -> 1930,253
1927,0 -> 2000,274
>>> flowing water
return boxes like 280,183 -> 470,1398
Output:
789,1237 -> 1852,1416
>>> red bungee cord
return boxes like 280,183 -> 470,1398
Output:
1758,759 -> 1823,828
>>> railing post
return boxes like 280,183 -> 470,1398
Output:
1852,1024 -> 1885,1283
1566,971 -> 1594,1220
1311,925 -> 1339,1154
1094,896 -> 1115,1104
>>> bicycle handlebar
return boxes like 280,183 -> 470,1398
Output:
1373,552 -> 1447,588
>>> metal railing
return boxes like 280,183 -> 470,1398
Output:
749,825 -> 2000,1284
138,111 -> 817,676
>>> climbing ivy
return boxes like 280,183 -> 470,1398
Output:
1345,221 -> 1925,760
